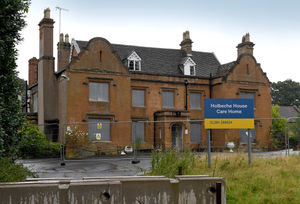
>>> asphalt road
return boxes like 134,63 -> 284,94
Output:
18,155 -> 152,180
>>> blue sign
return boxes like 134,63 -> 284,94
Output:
204,99 -> 254,119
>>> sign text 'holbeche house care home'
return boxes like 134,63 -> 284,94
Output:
204,99 -> 254,129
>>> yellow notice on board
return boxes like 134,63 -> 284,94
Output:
205,118 -> 254,129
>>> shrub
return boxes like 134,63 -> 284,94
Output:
151,149 -> 196,177
0,157 -> 36,182
18,125 -> 60,158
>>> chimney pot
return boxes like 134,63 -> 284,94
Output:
180,30 -> 193,54
60,33 -> 64,43
44,8 -> 50,19
65,34 -> 69,43
237,33 -> 255,57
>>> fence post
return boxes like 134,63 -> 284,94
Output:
207,129 -> 211,168
60,124 -> 66,166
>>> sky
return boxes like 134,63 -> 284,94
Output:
16,0 -> 300,83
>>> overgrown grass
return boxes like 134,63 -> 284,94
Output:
148,151 -> 300,204
0,158 -> 36,182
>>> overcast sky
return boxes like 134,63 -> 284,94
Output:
16,0 -> 300,83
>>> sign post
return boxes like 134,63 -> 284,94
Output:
247,129 -> 252,166
204,99 -> 254,167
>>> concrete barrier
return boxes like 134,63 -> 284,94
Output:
0,175 -> 226,204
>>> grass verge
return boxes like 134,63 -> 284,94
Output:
0,157 -> 36,182
148,151 -> 300,204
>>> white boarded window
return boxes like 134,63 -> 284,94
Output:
190,123 -> 201,143
132,89 -> 145,107
162,91 -> 174,108
190,92 -> 201,109
33,93 -> 38,113
132,122 -> 145,142
88,119 -> 110,141
89,82 -> 109,101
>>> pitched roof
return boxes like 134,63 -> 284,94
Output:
215,61 -> 236,77
75,40 -> 222,78
279,106 -> 299,119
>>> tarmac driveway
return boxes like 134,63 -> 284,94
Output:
17,155 -> 152,180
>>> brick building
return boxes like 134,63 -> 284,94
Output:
27,9 -> 272,153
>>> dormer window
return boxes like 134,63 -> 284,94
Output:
190,66 -> 195,76
180,57 -> 196,76
127,51 -> 141,71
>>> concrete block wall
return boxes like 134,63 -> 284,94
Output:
0,175 -> 226,204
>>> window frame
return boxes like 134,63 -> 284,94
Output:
189,92 -> 201,110
132,89 -> 146,107
132,121 -> 145,143
88,118 -> 111,142
162,90 -> 175,108
89,81 -> 109,102
190,123 -> 202,144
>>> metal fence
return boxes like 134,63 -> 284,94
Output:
20,117 -> 300,165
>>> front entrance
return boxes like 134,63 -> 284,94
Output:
171,124 -> 183,150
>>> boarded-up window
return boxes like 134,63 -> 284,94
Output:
88,119 -> 110,141
132,90 -> 145,107
33,93 -> 38,113
162,91 -> 174,108
132,122 -> 145,142
240,92 -> 254,99
190,123 -> 201,143
89,82 -> 109,101
190,93 -> 201,109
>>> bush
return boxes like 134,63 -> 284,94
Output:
18,125 -> 60,158
0,157 -> 35,182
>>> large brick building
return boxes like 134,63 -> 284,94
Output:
27,9 -> 272,153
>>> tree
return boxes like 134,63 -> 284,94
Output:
271,79 -> 300,106
0,0 -> 30,158
270,105 -> 286,150
290,110 -> 300,148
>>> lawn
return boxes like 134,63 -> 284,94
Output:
148,151 -> 300,204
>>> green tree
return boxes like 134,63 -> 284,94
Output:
0,0 -> 30,158
290,110 -> 300,148
270,105 -> 286,150
271,79 -> 300,106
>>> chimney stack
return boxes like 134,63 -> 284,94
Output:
28,57 -> 38,87
38,8 -> 57,128
237,33 -> 255,57
180,31 -> 193,54
57,33 -> 71,72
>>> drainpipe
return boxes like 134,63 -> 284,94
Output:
209,73 -> 212,98
153,112 -> 157,148
185,79 -> 188,110
209,73 -> 213,143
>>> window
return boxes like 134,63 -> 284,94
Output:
162,91 -> 174,108
127,51 -> 141,71
240,92 -> 255,109
33,93 -> 38,112
88,119 -> 110,141
128,60 -> 140,71
240,92 -> 254,99
89,82 -> 109,101
190,123 -> 201,143
132,89 -> 145,107
190,66 -> 195,76
190,92 -> 201,109
132,122 -> 145,142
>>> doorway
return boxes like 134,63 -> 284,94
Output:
171,124 -> 183,150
